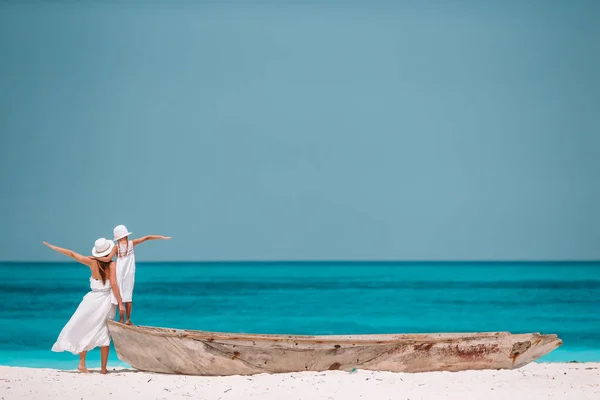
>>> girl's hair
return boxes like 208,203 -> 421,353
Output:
93,259 -> 111,284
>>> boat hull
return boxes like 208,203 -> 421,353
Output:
107,321 -> 562,376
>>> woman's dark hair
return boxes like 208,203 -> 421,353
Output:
94,259 -> 111,284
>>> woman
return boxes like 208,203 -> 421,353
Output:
42,239 -> 125,374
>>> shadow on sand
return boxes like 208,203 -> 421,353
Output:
59,368 -> 139,375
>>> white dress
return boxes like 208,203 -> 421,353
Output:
52,277 -> 116,354
111,240 -> 135,304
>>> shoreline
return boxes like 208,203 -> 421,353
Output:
1,362 -> 599,399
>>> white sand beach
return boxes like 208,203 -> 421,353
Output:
1,363 -> 598,400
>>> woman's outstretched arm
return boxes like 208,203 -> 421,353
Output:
42,242 -> 93,267
132,235 -> 172,246
109,262 -> 125,314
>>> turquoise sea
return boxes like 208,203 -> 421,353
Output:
0,261 -> 598,369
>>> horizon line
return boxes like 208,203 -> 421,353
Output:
1,259 -> 599,264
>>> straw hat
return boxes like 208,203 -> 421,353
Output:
113,225 -> 132,241
92,238 -> 115,257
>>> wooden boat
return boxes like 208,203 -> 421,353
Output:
107,320 -> 561,376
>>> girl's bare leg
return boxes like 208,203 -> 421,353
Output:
125,302 -> 133,325
118,303 -> 124,323
100,346 -> 109,374
78,351 -> 89,373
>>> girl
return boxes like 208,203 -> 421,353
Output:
98,224 -> 171,325
42,239 -> 125,374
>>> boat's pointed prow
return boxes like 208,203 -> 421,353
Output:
509,333 -> 562,368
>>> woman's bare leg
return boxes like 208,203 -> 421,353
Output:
78,351 -> 89,373
100,346 -> 109,374
125,302 -> 133,325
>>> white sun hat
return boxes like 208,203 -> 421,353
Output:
92,238 -> 115,257
113,225 -> 132,241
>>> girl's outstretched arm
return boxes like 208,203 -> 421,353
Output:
95,246 -> 117,263
132,235 -> 172,246
42,242 -> 94,267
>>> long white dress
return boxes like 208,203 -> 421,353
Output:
52,277 -> 116,354
111,240 -> 135,305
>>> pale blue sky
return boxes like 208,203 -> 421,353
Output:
1,1 -> 599,261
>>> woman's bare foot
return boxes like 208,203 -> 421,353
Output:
118,318 -> 124,324
125,320 -> 133,326
100,368 -> 108,374
78,365 -> 90,373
